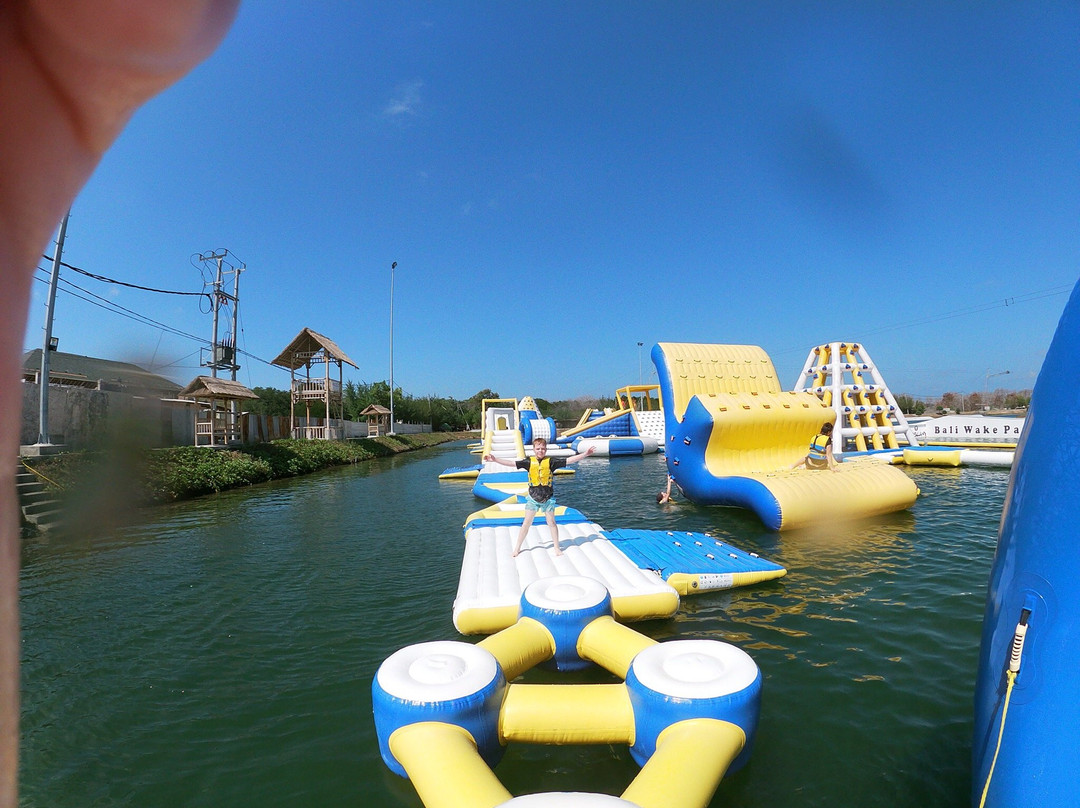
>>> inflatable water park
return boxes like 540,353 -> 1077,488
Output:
376,385 -> 790,804
372,330 -> 1045,806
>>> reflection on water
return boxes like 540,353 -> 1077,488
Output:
20,443 -> 1009,807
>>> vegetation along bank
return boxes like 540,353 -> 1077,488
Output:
20,434 -> 471,533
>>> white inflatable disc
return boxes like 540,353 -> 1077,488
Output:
523,576 -> 609,611
499,794 -> 638,807
630,640 -> 758,699
376,641 -> 499,703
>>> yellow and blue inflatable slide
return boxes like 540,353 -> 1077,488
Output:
653,342 -> 918,530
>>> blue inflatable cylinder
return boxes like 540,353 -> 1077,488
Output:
609,438 -> 645,456
518,577 -> 612,672
372,641 -> 506,778
626,640 -> 762,771
522,415 -> 556,444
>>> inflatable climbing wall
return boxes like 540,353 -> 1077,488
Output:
792,342 -> 919,453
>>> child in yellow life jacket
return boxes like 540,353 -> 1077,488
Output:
791,421 -> 838,471
484,437 -> 595,556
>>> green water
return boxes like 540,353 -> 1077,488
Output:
19,443 -> 1007,807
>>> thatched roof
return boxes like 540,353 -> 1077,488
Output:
271,327 -> 358,370
360,404 -> 390,416
178,376 -> 260,401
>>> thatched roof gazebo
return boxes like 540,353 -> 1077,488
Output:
179,375 -> 260,447
271,328 -> 358,440
360,403 -> 391,437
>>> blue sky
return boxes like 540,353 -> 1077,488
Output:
22,2 -> 1079,402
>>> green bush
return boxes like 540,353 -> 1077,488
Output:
23,433 -> 471,506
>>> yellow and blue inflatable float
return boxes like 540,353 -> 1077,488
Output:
374,576 -> 760,808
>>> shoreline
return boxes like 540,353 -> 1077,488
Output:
19,432 -> 476,536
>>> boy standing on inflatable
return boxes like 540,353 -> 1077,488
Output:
485,438 -> 595,557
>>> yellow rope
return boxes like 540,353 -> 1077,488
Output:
19,459 -> 61,489
977,669 -> 1017,808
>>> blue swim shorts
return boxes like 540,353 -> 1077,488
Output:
524,494 -> 557,514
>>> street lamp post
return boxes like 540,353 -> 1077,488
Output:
985,369 -> 1010,408
389,261 -> 397,436
637,342 -> 644,384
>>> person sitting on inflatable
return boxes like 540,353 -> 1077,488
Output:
485,437 -> 594,556
791,421 -> 839,471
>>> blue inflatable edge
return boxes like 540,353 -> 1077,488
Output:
465,509 -> 593,531
650,347 -> 784,529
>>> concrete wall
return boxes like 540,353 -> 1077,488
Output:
21,381 -> 194,449
21,381 -> 430,450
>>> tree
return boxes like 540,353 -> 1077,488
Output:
895,394 -> 917,414
247,387 -> 291,416
895,395 -> 926,416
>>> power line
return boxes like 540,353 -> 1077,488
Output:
42,253 -> 210,298
34,266 -> 207,343
32,265 -> 286,374
774,282 -> 1074,357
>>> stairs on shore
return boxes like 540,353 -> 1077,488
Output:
17,465 -> 64,532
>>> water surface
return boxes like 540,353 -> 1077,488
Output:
20,444 -> 1006,806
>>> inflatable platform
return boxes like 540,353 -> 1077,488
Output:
453,499 -> 786,635
653,342 -> 919,530
972,280 -> 1080,808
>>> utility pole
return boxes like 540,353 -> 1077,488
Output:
37,210 -> 70,446
199,250 -> 244,443
201,251 -> 243,379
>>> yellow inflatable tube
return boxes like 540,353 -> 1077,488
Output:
501,683 -> 635,744
622,719 -> 746,808
902,448 -> 963,467
389,722 -> 512,808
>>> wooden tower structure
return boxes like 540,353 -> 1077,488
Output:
271,328 -> 358,440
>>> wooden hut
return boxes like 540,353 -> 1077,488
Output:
178,375 -> 260,447
360,404 -> 391,437
271,328 -> 358,440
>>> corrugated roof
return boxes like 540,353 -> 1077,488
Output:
271,327 -> 358,370
178,376 -> 261,400
22,350 -> 181,395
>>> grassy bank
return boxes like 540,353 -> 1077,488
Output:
23,433 -> 474,506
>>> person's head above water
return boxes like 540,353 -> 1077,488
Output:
821,421 -> 834,435
532,437 -> 548,456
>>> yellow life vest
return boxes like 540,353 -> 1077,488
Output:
807,433 -> 831,467
528,456 -> 553,487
